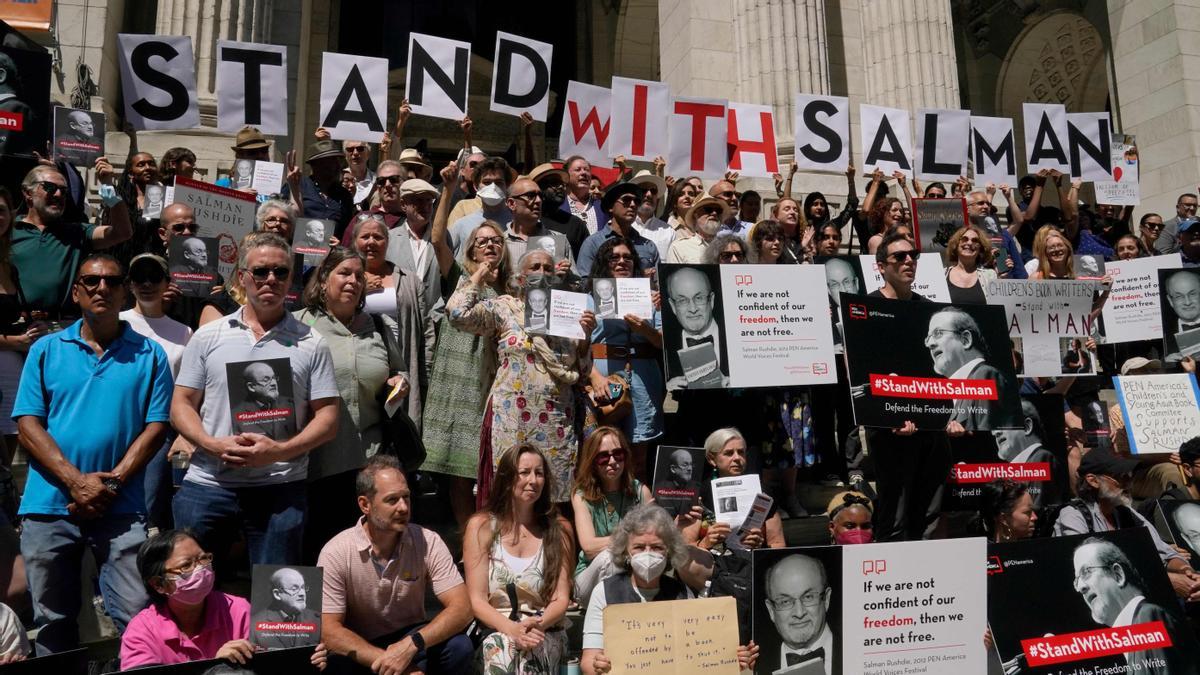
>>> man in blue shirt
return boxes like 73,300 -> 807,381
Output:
282,139 -> 355,239
14,254 -> 173,654
576,183 -> 660,279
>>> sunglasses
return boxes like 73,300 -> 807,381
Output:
887,250 -> 920,263
76,274 -> 125,290
170,222 -> 199,234
594,449 -> 626,465
1142,221 -> 1164,231
377,175 -> 402,186
246,266 -> 291,282
130,269 -> 167,284
719,251 -> 744,262
615,195 -> 639,207
510,190 -> 543,204
345,145 -> 368,154
37,181 -> 65,197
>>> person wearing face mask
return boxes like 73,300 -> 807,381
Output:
120,529 -> 328,668
667,196 -> 729,264
529,163 -> 589,260
1053,447 -> 1200,603
448,157 -> 515,257
977,480 -> 1036,543
463,446 -> 573,675
827,491 -> 874,545
448,249 -> 596,503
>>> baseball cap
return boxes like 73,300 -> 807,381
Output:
1179,218 -> 1200,235
400,179 -> 438,198
129,253 -> 168,276
1077,447 -> 1139,479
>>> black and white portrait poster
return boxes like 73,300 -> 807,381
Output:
142,183 -> 166,219
52,106 -> 104,165
818,256 -> 865,354
168,235 -> 219,297
752,539 -> 986,675
250,564 -> 322,649
652,445 -> 704,518
1159,267 -> 1200,364
295,218 -> 333,265
1058,336 -> 1098,375
230,157 -> 255,189
945,393 -> 1067,511
987,528 -> 1200,674
840,293 -> 1021,430
1075,254 -> 1107,282
1156,501 -> 1200,565
0,43 -> 50,158
226,358 -> 297,440
173,176 -> 257,279
910,197 -> 968,253
661,264 -> 836,390
591,277 -> 653,320
984,278 -> 1097,377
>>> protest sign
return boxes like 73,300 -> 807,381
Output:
711,473 -> 762,528
216,40 -> 288,135
605,596 -> 740,675
661,264 -> 837,390
141,184 -> 166,219
490,32 -> 552,121
250,160 -> 284,195
987,528 -> 1200,674
227,358 -> 297,441
652,446 -> 704,518
559,81 -> 612,168
727,102 -> 779,178
592,277 -> 652,320
117,34 -> 200,131
840,294 -> 1021,430
168,236 -> 219,298
752,538 -> 986,675
1156,501 -> 1200,565
969,116 -> 1018,187
228,158 -> 256,190
52,106 -> 104,165
250,564 -> 322,649
171,176 -> 257,279
1074,253 -> 1106,281
794,94 -> 850,173
945,393 -> 1067,512
1101,254 -> 1179,344
910,197 -> 968,253
1114,374 -> 1200,455
294,218 -> 333,266
983,278 -> 1097,377
320,52 -> 388,142
858,253 -> 951,302
1095,134 -> 1140,205
915,109 -> 969,182
609,77 -> 670,162
860,105 -> 912,178
406,33 -> 470,120
1023,103 -> 1070,175
1066,112 -> 1112,182
547,289 -> 588,339
1159,267 -> 1200,364
819,256 -> 865,354
668,96 -> 728,178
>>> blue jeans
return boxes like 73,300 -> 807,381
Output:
20,513 -> 148,655
172,479 -> 306,566
143,436 -> 174,531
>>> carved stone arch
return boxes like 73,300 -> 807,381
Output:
613,0 -> 660,80
995,11 -> 1110,120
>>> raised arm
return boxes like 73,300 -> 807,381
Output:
1061,175 -> 1081,242
782,161 -> 798,200
1020,170 -> 1047,222
90,156 -> 133,249
999,184 -> 1024,236
432,162 -> 458,278
859,169 -> 884,219
521,112 -> 536,171
388,99 -> 411,161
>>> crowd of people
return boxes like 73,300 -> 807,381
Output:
0,104 -> 1196,674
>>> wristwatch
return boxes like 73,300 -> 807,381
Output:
103,478 -> 123,494
408,632 -> 426,652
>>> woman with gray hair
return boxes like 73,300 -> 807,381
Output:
255,199 -> 298,242
686,427 -> 782,551
703,232 -> 749,265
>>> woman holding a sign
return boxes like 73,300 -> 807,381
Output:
448,248 -> 595,503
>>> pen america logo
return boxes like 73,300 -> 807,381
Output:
849,303 -> 867,319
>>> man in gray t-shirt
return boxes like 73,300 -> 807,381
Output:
171,233 -> 339,565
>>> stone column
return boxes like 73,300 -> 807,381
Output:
733,0 -> 831,138
156,0 -> 273,117
862,0 -> 960,111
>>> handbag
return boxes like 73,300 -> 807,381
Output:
588,370 -> 632,425
369,314 -> 426,470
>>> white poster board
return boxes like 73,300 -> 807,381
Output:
1101,254 -> 1180,344
1115,374 -> 1200,455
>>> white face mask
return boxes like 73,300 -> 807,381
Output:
630,551 -> 667,582
478,182 -> 506,207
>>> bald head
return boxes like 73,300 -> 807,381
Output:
667,268 -> 715,334
508,177 -> 542,225
709,181 -> 738,212
241,362 -> 279,404
764,554 -> 830,649
269,567 -> 307,613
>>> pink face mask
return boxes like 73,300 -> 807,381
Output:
834,529 -> 873,545
167,565 -> 215,605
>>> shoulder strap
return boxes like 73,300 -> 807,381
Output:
1071,498 -> 1096,532
369,313 -> 400,371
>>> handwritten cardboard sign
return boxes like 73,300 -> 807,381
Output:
604,596 -> 739,675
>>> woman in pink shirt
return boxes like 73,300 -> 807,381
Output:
119,529 -> 327,669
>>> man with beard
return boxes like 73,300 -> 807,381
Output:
319,455 -> 472,675
1054,448 -> 1200,602
530,163 -> 589,259
1071,537 -> 1198,674
13,164 -> 132,317
762,554 -> 834,675
577,182 -> 660,278
1170,502 -> 1200,559
355,160 -> 406,233
630,169 -> 672,259
667,197 -> 729,264
665,266 -> 727,388
252,567 -> 322,649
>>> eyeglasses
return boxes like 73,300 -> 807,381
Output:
719,251 -> 744,262
345,146 -> 368,154
263,216 -> 293,226
170,221 -> 199,234
36,181 -> 65,197
615,195 -> 639,207
1072,564 -> 1113,589
767,590 -> 827,612
887,250 -> 919,264
280,584 -> 309,595
474,236 -> 504,248
246,266 -> 291,282
715,190 -> 737,200
925,328 -> 965,342
1180,203 -> 1198,212
594,449 -> 627,465
377,175 -> 402,186
166,552 -> 214,576
76,274 -> 125,291
510,190 -> 543,204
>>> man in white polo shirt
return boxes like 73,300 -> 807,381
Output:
170,231 -> 339,567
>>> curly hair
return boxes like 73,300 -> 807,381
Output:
574,427 -> 636,502
869,197 -> 904,235
944,224 -> 996,268
159,147 -> 197,183
704,232 -> 749,265
607,503 -> 690,574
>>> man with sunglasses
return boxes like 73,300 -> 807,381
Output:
667,196 -> 730,264
12,164 -> 132,319
576,182 -> 658,280
1054,448 -> 1200,604
502,177 -> 573,273
281,139 -> 355,239
343,140 -> 375,205
629,169 -> 673,260
529,162 -> 589,259
709,180 -> 750,238
13,254 -> 173,653
171,232 -> 339,568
